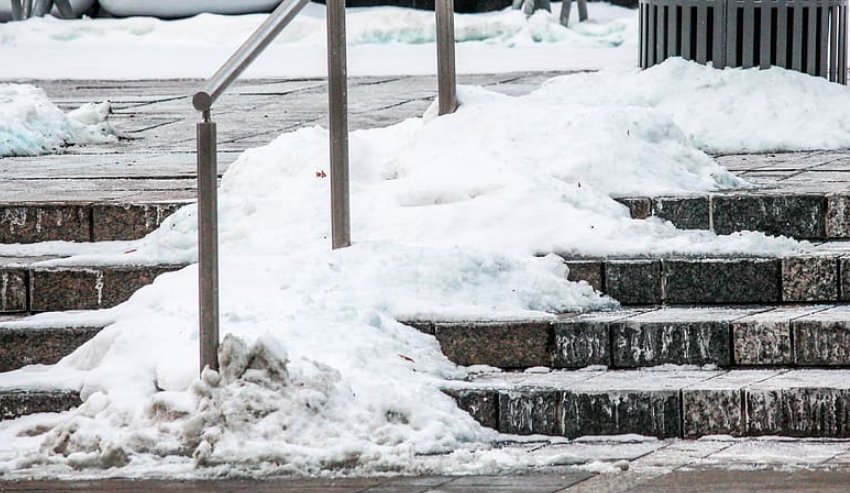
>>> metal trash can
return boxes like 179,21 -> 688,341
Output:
640,0 -> 848,83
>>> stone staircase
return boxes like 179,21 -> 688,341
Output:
3,187 -> 850,441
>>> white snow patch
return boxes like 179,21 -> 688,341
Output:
0,84 -> 115,157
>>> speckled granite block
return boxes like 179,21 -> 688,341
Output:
610,320 -> 731,367
402,320 -> 434,335
713,194 -> 826,239
747,388 -> 850,437
605,259 -> 663,305
0,326 -> 102,372
793,317 -> 850,366
682,389 -> 743,437
552,321 -> 610,368
663,258 -> 781,304
30,265 -> 182,312
444,388 -> 498,429
615,197 -> 652,220
782,256 -> 838,302
653,196 -> 710,230
498,390 -> 559,435
560,390 -> 680,438
434,321 -> 552,368
841,258 -> 850,302
92,202 -> 185,241
0,390 -> 81,421
0,204 -> 90,244
564,260 -> 604,292
0,269 -> 26,313
732,318 -> 793,366
826,193 -> 850,238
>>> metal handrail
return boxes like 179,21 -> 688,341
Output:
193,0 -> 458,373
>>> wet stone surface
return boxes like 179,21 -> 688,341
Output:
0,390 -> 81,421
91,202 -> 186,241
793,319 -> 850,365
610,321 -> 731,368
0,326 -> 102,372
0,204 -> 90,244
0,269 -> 27,313
746,388 -> 850,437
605,259 -> 662,305
732,319 -> 793,366
826,193 -> 850,238
498,390 -> 560,435
560,390 -> 681,439
663,258 -> 781,304
615,197 -> 653,220
553,320 -> 610,368
781,256 -> 839,302
564,260 -> 604,292
434,321 -> 552,368
442,388 -> 498,429
653,196 -> 710,230
682,389 -> 744,437
712,194 -> 827,239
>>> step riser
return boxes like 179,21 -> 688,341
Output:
448,386 -> 850,439
0,390 -> 81,421
0,327 -> 102,372
616,192 -> 850,240
416,316 -> 850,369
0,202 -> 187,244
0,265 -> 184,313
564,256 -> 849,305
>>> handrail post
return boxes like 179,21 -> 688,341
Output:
10,0 -> 22,20
327,0 -> 351,249
197,113 -> 220,373
436,0 -> 458,115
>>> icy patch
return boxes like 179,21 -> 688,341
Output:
531,58 -> 850,154
0,84 -> 115,157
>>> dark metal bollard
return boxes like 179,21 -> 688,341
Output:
196,115 -> 220,373
436,0 -> 459,115
327,0 -> 351,250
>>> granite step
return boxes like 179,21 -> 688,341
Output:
410,305 -> 850,370
0,258 -> 185,313
0,200 -> 190,244
561,248 -> 850,305
615,190 -> 850,240
0,389 -> 81,421
446,368 -> 850,439
0,315 -> 108,372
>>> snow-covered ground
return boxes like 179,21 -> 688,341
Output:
0,84 -> 114,156
0,3 -> 636,79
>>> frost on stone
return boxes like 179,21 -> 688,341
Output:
0,84 -> 116,158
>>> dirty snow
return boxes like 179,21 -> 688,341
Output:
0,84 -> 114,157
0,3 -> 636,79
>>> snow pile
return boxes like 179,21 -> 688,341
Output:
0,62 -> 812,477
531,58 -> 850,154
0,84 -> 115,157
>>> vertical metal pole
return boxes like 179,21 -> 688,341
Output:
327,0 -> 351,249
197,113 -> 220,373
21,0 -> 32,17
436,0 -> 459,115
10,0 -> 23,20
53,0 -> 75,18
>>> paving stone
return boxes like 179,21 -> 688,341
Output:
443,388 -> 499,429
609,308 -> 748,368
746,371 -> 850,437
604,259 -> 662,305
781,256 -> 839,302
0,269 -> 27,313
552,319 -> 610,369
0,326 -> 102,372
681,371 -> 779,437
712,194 -> 827,239
92,202 -> 186,241
433,321 -> 552,368
30,265 -> 183,312
564,260 -> 604,292
663,258 -> 781,304
792,307 -> 850,365
826,193 -> 850,238
497,390 -> 560,435
0,390 -> 81,421
615,197 -> 652,220
560,390 -> 680,438
653,196 -> 710,230
0,204 -> 90,244
731,307 -> 824,366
